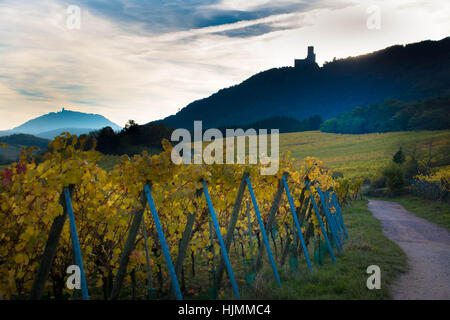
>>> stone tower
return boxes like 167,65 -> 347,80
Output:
295,46 -> 318,69
307,46 -> 315,63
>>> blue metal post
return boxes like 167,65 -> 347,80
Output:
144,184 -> 183,300
317,187 -> 341,253
63,187 -> 89,300
281,176 -> 312,271
325,190 -> 345,244
326,191 -> 344,247
245,177 -> 282,287
323,190 -> 343,245
202,181 -> 241,299
331,192 -> 348,239
306,182 -> 336,263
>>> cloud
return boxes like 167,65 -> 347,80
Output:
0,0 -> 449,129
207,0 -> 302,11
65,0 -> 311,32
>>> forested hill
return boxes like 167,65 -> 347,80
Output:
320,96 -> 450,134
154,37 -> 450,130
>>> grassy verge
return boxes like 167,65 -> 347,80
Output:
237,200 -> 406,299
369,195 -> 450,231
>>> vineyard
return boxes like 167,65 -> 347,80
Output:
280,130 -> 450,179
0,134 -> 361,300
410,166 -> 450,203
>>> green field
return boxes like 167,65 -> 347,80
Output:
280,130 -> 450,179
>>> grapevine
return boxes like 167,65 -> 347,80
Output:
0,134 -> 358,299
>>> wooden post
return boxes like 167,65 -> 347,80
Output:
29,188 -> 69,300
174,207 -> 198,281
255,179 -> 284,270
216,172 -> 248,291
110,192 -> 146,300
280,223 -> 291,265
293,189 -> 308,249
141,213 -> 156,299
344,184 -> 350,203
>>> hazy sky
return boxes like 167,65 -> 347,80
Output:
0,0 -> 449,129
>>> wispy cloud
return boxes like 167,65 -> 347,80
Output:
0,0 -> 449,129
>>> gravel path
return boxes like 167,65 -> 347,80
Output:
368,199 -> 450,300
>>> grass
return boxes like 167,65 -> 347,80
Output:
369,195 -> 450,231
279,130 -> 450,179
231,199 -> 407,300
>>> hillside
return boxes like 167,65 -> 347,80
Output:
0,134 -> 50,164
155,37 -> 450,130
1,108 -> 121,138
280,130 -> 450,179
95,129 -> 450,180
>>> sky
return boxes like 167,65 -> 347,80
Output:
0,0 -> 449,129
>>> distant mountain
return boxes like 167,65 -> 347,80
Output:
154,37 -> 450,130
1,109 -> 121,139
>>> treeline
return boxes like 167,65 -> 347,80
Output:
320,97 -> 450,134
92,115 -> 322,156
219,115 -> 323,135
91,121 -> 174,155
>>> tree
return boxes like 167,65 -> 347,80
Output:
404,147 -> 420,180
393,147 -> 405,164
94,126 -> 118,154
382,163 -> 405,194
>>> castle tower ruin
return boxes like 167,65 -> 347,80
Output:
295,46 -> 318,69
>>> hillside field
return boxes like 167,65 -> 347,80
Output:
95,130 -> 450,179
280,130 -> 450,179
2,130 -> 449,180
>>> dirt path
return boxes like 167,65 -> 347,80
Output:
368,200 -> 450,300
